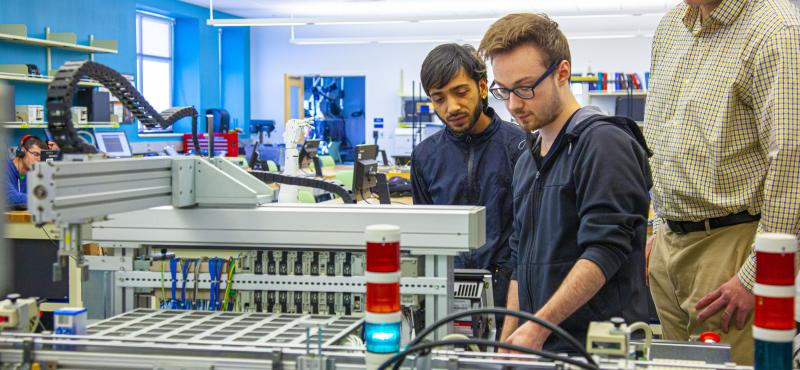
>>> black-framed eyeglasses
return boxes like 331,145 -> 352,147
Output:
489,61 -> 561,100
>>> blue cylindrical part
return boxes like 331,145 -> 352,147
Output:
755,339 -> 792,370
365,321 -> 401,353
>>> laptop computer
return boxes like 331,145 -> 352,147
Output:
95,131 -> 133,158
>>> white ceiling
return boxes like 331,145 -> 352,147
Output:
182,0 -> 680,19
180,0 -> 681,44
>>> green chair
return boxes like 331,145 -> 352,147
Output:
319,155 -> 336,168
267,160 -> 279,172
298,188 -> 316,203
335,169 -> 354,191
328,141 -> 342,163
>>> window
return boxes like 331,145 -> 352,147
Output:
136,11 -> 174,133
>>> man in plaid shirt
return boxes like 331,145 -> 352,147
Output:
645,0 -> 800,365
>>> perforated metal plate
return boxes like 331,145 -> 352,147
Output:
88,309 -> 362,348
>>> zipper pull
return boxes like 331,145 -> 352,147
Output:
535,171 -> 540,180
465,136 -> 472,144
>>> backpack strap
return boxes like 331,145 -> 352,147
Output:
567,114 -> 652,157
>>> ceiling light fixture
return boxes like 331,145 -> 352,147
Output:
207,8 -> 666,28
288,33 -> 653,46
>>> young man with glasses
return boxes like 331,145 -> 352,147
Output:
412,44 -> 527,320
478,13 -> 652,353
6,135 -> 44,209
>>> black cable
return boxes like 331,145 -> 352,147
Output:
190,110 -> 201,155
39,226 -> 78,263
249,170 -> 355,204
46,60 -> 197,154
405,307 -> 596,367
378,339 -> 599,370
39,226 -> 59,249
208,114 -> 215,158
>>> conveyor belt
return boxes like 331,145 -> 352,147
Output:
45,60 -> 198,154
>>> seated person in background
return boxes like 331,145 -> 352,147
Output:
411,43 -> 527,317
6,135 -> 45,209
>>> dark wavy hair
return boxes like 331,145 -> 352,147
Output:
421,43 -> 488,108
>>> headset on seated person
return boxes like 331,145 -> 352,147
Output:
15,134 -> 41,158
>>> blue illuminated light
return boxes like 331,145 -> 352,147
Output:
365,322 -> 401,353
755,339 -> 792,370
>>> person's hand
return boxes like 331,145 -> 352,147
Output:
645,234 -> 655,287
499,321 -> 551,354
47,141 -> 59,151
695,275 -> 754,333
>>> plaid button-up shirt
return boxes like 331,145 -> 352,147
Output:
644,0 -> 800,290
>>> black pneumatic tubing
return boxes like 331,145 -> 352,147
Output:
377,339 -> 599,370
403,307 -> 597,368
249,170 -> 356,204
46,60 -> 199,154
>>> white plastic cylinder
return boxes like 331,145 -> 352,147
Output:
278,146 -> 299,203
278,118 -> 310,203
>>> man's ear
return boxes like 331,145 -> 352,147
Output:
479,78 -> 488,99
557,60 -> 572,86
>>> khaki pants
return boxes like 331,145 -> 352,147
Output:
649,221 -> 758,366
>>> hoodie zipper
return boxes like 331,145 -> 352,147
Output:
526,170 -> 544,262
523,134 -> 574,263
465,135 -> 476,203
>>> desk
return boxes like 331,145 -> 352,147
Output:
5,212 -> 83,311
322,195 -> 412,205
319,164 -> 411,179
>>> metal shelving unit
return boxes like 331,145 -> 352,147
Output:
0,72 -> 103,87
0,24 -> 119,131
0,24 -> 118,73
2,122 -> 119,129
0,31 -> 117,54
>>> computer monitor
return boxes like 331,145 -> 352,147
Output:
95,131 -> 132,158
299,139 -> 322,177
352,144 -> 390,204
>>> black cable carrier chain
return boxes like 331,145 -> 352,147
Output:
249,170 -> 356,204
45,61 -> 355,203
46,60 -> 199,154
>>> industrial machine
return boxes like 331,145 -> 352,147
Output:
0,308 -> 749,370
23,61 -> 486,340
0,61 -> 752,370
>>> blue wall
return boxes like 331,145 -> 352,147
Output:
0,0 -> 250,151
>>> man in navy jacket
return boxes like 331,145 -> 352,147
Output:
411,44 -> 527,313
479,14 -> 651,353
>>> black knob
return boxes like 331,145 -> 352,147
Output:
610,317 -> 625,328
7,293 -> 20,303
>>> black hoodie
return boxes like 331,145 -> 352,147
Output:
509,106 -> 652,353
